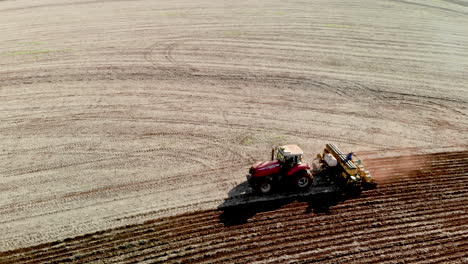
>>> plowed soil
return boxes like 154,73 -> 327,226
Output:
1,0 -> 468,262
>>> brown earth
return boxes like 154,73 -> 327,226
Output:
1,0 -> 468,262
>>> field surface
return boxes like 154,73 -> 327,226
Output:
1,151 -> 467,263
1,0 -> 467,262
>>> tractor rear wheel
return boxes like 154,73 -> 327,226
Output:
295,171 -> 312,190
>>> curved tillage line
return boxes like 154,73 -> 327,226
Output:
371,166 -> 468,185
140,38 -> 468,95
156,36 -> 468,64
369,150 -> 468,164
155,205 -> 467,263
211,224 -> 466,264
292,235 -> 468,264
413,250 -> 468,264
368,152 -> 468,169
158,186 -> 463,241
152,190 -> 462,243
163,218 -> 466,261
4,201 -> 468,262
392,98 -> 467,117
116,155 -> 468,262
0,128 -> 248,208
377,165 -> 468,177
1,154 -> 128,178
0,163 -> 246,227
0,179 -> 244,248
2,209 -> 221,262
175,167 -> 466,235
41,81 -> 365,139
0,141 -> 91,156
367,149 -> 468,161
349,233 -> 468,264
360,237 -> 468,264
358,146 -> 438,156
144,51 -> 468,95
373,163 -> 468,175
143,117 -> 366,146
0,152 -> 464,258
215,200 -> 464,259
5,208 -> 466,264
148,31 -> 468,58
2,67 -> 464,134
16,196 -> 465,264
0,0 -> 138,13
2,160 -> 464,260
374,169 -> 468,186
0,155 -> 239,207
8,186 -> 467,264
145,34 -> 468,75
1,88 -> 390,153
367,154 -> 468,177
2,183 -> 464,262
385,0 -> 468,16
11,214 -> 221,264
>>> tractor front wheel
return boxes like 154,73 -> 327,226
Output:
256,181 -> 273,195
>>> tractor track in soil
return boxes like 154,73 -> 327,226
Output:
1,150 -> 467,263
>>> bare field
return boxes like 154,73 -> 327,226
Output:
1,0 -> 467,262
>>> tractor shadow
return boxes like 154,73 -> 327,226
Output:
218,181 -> 346,227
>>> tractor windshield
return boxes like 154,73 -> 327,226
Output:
296,155 -> 303,164
276,150 -> 285,163
277,150 -> 302,165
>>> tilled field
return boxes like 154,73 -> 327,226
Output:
1,151 -> 467,263
1,0 -> 468,262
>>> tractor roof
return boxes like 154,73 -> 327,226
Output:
279,144 -> 303,156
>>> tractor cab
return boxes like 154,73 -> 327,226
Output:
273,144 -> 304,171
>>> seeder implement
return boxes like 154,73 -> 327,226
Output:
320,143 -> 376,191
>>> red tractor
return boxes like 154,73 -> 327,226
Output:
246,144 -> 313,194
